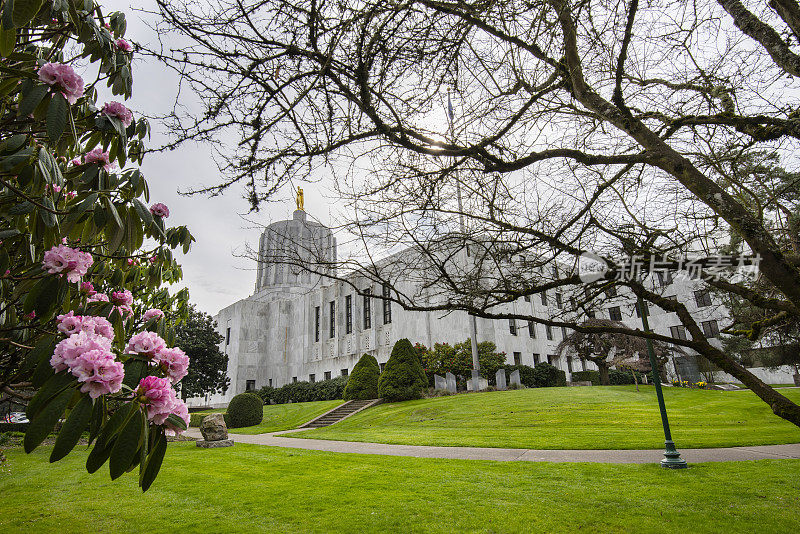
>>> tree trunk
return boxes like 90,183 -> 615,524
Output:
599,364 -> 610,386
632,369 -> 639,392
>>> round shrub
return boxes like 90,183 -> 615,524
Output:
532,362 -> 560,388
343,354 -> 380,400
378,339 -> 427,402
226,393 -> 264,428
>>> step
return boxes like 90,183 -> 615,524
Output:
299,399 -> 382,429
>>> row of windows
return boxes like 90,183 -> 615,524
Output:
314,286 -> 391,342
246,364 -> 393,390
508,315 -> 721,342
508,319 -> 567,341
521,287 -> 713,316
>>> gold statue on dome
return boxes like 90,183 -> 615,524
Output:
296,187 -> 304,211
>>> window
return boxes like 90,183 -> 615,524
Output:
533,353 -> 540,365
292,377 -> 298,383
586,310 -> 596,319
581,359 -> 587,371
382,284 -> 392,324
635,301 -> 649,318
608,306 -> 622,321
363,289 -> 371,329
309,374 -> 316,383
268,379 -> 273,387
605,285 -> 618,298
527,320 -> 536,338
246,380 -> 255,391
324,371 -> 331,381
329,301 -> 336,337
670,325 -> 688,341
694,290 -> 712,308
345,295 -> 353,334
561,326 -> 568,339
656,271 -> 673,287
701,319 -> 720,338
341,368 -> 349,377
546,325 -> 553,340
514,352 -> 522,366
666,295 -> 678,302
314,306 -> 320,342
567,356 -> 574,373
555,292 -> 563,309
541,292 -> 548,306
524,295 -> 531,302
547,354 -> 558,368
509,318 -> 517,336
226,327 -> 230,345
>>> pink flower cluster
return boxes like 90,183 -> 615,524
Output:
125,331 -> 189,383
143,308 -> 164,321
88,292 -> 110,303
136,376 -> 189,434
51,331 -> 124,398
43,245 -> 93,283
149,203 -> 169,218
101,101 -> 133,127
116,38 -> 133,52
84,148 -> 115,171
37,63 -> 84,105
57,311 -> 114,339
81,281 -> 96,295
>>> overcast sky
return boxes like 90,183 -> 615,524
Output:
101,0 -> 337,316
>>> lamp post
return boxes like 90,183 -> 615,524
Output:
637,295 -> 688,469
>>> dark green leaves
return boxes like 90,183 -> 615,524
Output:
24,386 -> 74,453
12,0 -> 44,27
140,430 -> 167,492
0,28 -> 15,57
46,92 -> 69,143
50,395 -> 93,462
18,84 -> 47,117
109,406 -> 144,480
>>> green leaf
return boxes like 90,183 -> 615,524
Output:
46,92 -> 69,143
0,228 -> 20,239
86,435 -> 114,474
1,0 -> 14,31
50,395 -> 93,462
97,402 -> 135,448
88,396 -> 105,445
18,84 -> 47,117
40,197 -> 57,228
8,201 -> 33,215
0,133 -> 27,154
33,275 -> 60,318
132,198 -> 153,227
23,386 -> 73,453
109,407 -> 143,480
12,0 -> 44,27
26,370 -> 73,420
21,333 -> 55,374
0,28 -> 15,58
122,358 -> 147,389
140,431 -> 167,492
166,413 -> 187,431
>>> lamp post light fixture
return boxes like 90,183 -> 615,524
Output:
637,295 -> 688,469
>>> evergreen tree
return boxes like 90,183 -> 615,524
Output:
342,354 -> 380,400
174,306 -> 230,399
378,339 -> 427,401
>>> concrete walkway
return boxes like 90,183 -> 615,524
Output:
184,427 -> 800,463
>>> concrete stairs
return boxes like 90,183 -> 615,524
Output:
300,399 -> 381,428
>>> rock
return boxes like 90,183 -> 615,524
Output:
199,413 -> 228,441
196,439 -> 234,448
496,369 -> 507,391
434,374 -> 447,390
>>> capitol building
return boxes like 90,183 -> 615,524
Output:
193,199 -> 737,408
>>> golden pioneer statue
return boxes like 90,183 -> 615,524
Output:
296,188 -> 304,211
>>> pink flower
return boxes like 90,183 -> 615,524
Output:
70,157 -> 82,166
154,347 -> 189,383
115,38 -> 133,52
51,331 -> 113,373
164,397 -> 190,436
42,244 -> 93,283
149,203 -> 169,218
127,258 -> 138,266
101,101 -> 133,127
84,148 -> 115,171
88,292 -> 109,303
125,331 -> 167,358
143,308 -> 164,322
111,289 -> 133,307
37,63 -> 84,105
56,311 -> 82,335
66,191 -> 76,199
71,348 -> 124,398
80,281 -> 96,295
23,311 -> 36,321
137,376 -> 177,424
149,256 -> 157,264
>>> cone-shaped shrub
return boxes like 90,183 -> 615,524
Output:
226,393 -> 264,428
378,339 -> 427,401
343,354 -> 380,400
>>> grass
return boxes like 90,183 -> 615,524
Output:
1,443 -> 799,533
288,386 -> 800,449
193,400 -> 343,434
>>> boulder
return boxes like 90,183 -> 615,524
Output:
199,413 -> 228,441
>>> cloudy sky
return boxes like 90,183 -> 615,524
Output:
102,0 -> 336,316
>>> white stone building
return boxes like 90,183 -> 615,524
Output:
197,209 -> 735,407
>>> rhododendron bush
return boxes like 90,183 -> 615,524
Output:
0,1 -> 195,491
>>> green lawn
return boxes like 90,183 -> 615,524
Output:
1,443 -> 798,533
193,399 -> 343,434
288,386 -> 800,449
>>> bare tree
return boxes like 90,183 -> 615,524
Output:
147,0 -> 800,426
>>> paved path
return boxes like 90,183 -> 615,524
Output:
185,428 -> 800,463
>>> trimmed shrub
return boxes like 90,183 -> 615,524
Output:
609,368 -> 655,385
378,338 -> 428,401
343,354 -> 380,400
532,362 -> 561,387
257,376 -> 348,404
499,365 -> 537,388
556,369 -> 567,387
226,393 -> 264,428
570,370 -> 601,385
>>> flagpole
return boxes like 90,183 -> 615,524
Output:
448,90 -> 482,383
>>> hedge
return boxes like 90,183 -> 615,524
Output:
570,370 -> 601,384
258,375 -> 348,405
227,393 -> 264,428
569,369 -> 654,385
531,362 -> 561,387
497,365 -> 537,388
343,354 -> 380,400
